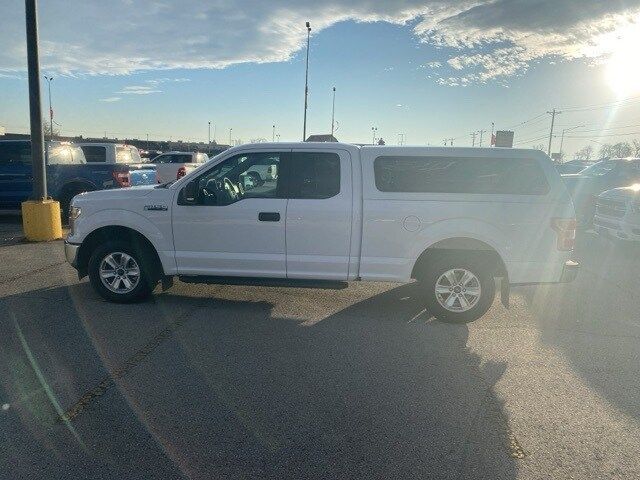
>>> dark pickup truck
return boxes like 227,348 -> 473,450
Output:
0,140 -> 156,214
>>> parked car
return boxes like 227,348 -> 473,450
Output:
65,143 -> 578,323
139,149 -> 163,161
0,140 -> 154,215
152,151 -> 208,183
561,158 -> 640,226
77,143 -> 156,186
555,159 -> 592,175
593,185 -> 640,241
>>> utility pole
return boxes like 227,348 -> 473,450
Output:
478,129 -> 486,147
398,133 -> 405,145
302,21 -> 311,141
547,108 -> 562,156
272,124 -> 276,142
490,122 -> 495,147
25,0 -> 46,201
43,75 -> 53,141
23,0 -> 62,241
471,131 -> 477,147
208,121 -> 211,145
371,127 -> 377,145
330,86 -> 336,138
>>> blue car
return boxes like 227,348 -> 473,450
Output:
0,140 -> 156,215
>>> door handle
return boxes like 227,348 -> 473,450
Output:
258,212 -> 280,222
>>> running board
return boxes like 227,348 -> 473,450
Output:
178,275 -> 348,290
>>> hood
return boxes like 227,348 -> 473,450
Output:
73,185 -> 156,203
599,185 -> 640,202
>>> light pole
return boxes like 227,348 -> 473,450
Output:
208,121 -> 211,145
559,125 -> 585,159
276,134 -> 281,142
371,127 -> 377,145
229,128 -> 233,146
302,21 -> 311,141
272,124 -> 276,142
44,75 -> 53,141
331,86 -> 336,138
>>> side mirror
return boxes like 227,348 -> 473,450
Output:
182,180 -> 198,204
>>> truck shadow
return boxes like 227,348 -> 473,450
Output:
0,281 -> 518,480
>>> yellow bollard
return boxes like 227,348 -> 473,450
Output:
21,199 -> 63,241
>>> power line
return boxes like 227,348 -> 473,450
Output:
564,131 -> 640,138
505,112 -> 547,129
559,95 -> 640,113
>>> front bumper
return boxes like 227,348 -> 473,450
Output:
559,260 -> 580,283
64,241 -> 80,269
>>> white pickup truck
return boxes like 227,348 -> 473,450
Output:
65,143 -> 578,323
77,143 -> 157,187
151,151 -> 209,183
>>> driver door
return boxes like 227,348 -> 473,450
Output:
172,150 -> 288,277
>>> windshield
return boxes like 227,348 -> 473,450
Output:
580,160 -> 620,176
47,144 -> 86,164
116,145 -> 142,164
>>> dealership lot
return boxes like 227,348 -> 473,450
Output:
1,221 -> 639,479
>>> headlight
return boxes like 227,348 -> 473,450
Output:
69,206 -> 81,235
70,206 -> 82,220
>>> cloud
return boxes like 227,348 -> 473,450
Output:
99,96 -> 121,102
116,85 -> 162,95
0,0 -> 639,86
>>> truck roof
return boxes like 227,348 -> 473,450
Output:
222,142 -> 549,157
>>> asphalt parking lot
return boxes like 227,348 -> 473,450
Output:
1,218 -> 639,479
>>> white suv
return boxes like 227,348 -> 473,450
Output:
65,143 -> 578,323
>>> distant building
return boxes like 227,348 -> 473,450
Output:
305,134 -> 338,142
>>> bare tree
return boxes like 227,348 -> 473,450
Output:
632,139 -> 640,157
531,143 -> 546,151
574,145 -> 593,161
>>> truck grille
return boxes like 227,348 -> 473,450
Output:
596,198 -> 627,218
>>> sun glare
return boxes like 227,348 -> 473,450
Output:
604,25 -> 640,97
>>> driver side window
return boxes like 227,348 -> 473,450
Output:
194,152 -> 283,206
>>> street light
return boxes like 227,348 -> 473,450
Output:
229,128 -> 233,146
44,75 -> 53,140
371,127 -> 377,145
208,121 -> 211,145
331,86 -> 336,138
272,124 -> 276,142
302,21 -> 311,141
559,124 -> 585,158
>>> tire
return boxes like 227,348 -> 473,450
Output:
88,241 -> 157,303
421,255 -> 496,324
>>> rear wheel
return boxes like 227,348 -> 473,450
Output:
88,241 -> 157,303
421,256 -> 495,324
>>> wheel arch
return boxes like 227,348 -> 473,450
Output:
76,225 -> 163,280
411,236 -> 508,281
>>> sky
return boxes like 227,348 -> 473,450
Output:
2,0 -> 640,157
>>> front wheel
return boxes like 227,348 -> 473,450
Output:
421,257 -> 495,324
88,241 -> 156,303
